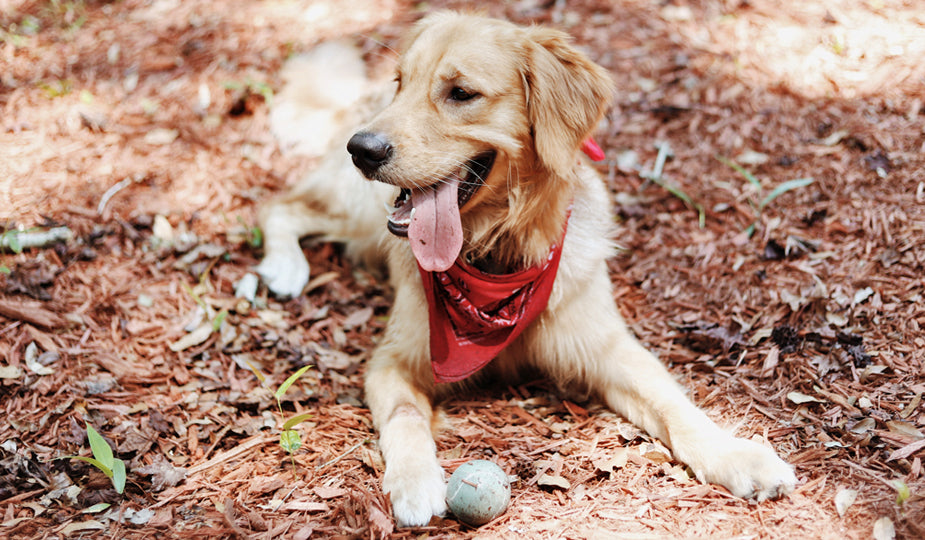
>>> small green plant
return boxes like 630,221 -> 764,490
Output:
38,79 -> 73,98
245,363 -> 313,478
0,229 -> 23,253
222,78 -> 274,106
181,280 -> 228,332
643,142 -> 705,228
0,265 -> 10,275
894,480 -> 911,506
236,216 -> 263,249
274,366 -> 313,477
62,423 -> 127,494
716,155 -> 814,237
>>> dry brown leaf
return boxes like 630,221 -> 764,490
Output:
593,448 -> 628,477
536,473 -> 570,490
136,454 -> 187,490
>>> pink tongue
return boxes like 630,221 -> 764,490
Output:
408,177 -> 463,272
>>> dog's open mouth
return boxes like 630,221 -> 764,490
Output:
386,151 -> 495,272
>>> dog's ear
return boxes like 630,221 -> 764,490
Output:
524,27 -> 614,177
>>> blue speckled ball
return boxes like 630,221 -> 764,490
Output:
446,460 -> 511,526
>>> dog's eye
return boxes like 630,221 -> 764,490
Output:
449,86 -> 479,102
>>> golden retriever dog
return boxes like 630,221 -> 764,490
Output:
258,11 -> 796,528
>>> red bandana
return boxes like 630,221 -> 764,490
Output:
416,223 -> 566,383
414,139 -> 598,383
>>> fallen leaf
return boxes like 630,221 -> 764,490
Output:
736,149 -> 770,165
144,128 -> 179,145
537,473 -> 570,490
305,271 -> 340,293
0,365 -> 23,379
779,289 -> 806,312
82,503 -> 111,514
852,287 -> 875,306
127,507 -> 156,525
639,442 -> 672,464
787,391 -> 825,405
873,516 -> 895,540
24,342 -> 54,375
886,420 -> 924,440
168,323 -> 213,352
848,417 -> 876,434
136,454 -> 187,490
58,520 -> 106,535
341,306 -> 373,329
593,448 -> 628,477
675,322 -> 745,354
834,488 -> 857,517
256,309 -> 287,328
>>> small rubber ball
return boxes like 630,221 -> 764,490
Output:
446,460 -> 511,526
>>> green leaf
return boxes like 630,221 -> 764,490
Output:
282,412 -> 314,431
181,281 -> 208,313
212,309 -> 228,332
248,226 -> 263,249
275,365 -> 312,401
111,459 -> 127,494
83,503 -> 111,514
1,231 -> 23,254
279,429 -> 302,454
66,456 -> 113,478
243,358 -> 266,383
759,177 -> 814,210
86,424 -> 114,470
0,265 -> 10,275
716,155 -> 761,189
894,480 -> 911,506
647,176 -> 705,228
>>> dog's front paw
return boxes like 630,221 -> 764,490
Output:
695,436 -> 796,501
256,249 -> 310,298
383,454 -> 447,528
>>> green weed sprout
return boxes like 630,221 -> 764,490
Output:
894,480 -> 911,507
222,78 -> 274,106
244,362 -> 313,478
62,423 -> 126,494
236,216 -> 263,249
716,155 -> 814,237
275,366 -> 314,478
643,142 -> 705,228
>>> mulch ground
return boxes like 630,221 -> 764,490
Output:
1,0 -> 923,538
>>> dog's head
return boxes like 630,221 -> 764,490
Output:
347,12 -> 613,271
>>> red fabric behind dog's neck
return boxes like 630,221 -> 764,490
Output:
417,214 -> 569,383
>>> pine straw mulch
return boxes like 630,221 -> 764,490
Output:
1,0 -> 924,538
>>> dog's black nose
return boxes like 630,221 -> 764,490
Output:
347,131 -> 393,177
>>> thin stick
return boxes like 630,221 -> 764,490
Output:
318,439 -> 367,470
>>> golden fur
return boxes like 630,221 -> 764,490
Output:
258,12 -> 796,528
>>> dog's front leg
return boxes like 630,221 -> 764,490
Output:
596,328 -> 797,501
365,284 -> 446,527
542,272 -> 796,501
256,194 -> 316,298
